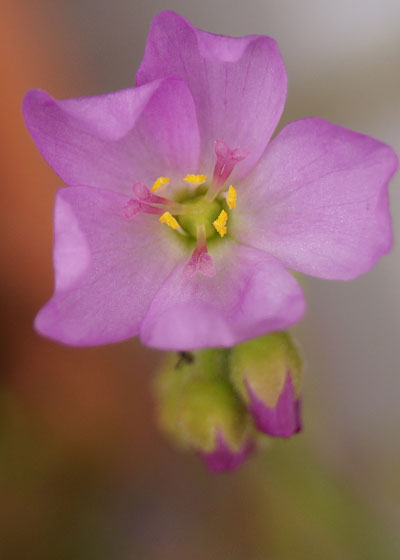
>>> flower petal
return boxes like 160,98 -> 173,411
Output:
137,11 -> 287,180
23,77 -> 200,194
235,118 -> 398,280
35,186 -> 185,345
140,242 -> 305,350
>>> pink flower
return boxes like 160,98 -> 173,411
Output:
23,11 -> 397,350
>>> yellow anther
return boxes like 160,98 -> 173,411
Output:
226,185 -> 237,210
152,176 -> 170,193
160,211 -> 180,231
184,174 -> 207,185
213,210 -> 228,238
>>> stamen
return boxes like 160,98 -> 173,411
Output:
160,211 -> 181,231
152,176 -> 170,193
226,185 -> 237,210
213,210 -> 228,237
184,174 -> 207,185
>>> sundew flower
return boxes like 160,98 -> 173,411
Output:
24,11 -> 397,350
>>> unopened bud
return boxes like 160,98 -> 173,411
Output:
155,350 -> 254,472
231,333 -> 303,438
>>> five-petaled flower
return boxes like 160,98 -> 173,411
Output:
23,11 -> 397,350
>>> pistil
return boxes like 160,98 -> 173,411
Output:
183,224 -> 216,278
206,139 -> 249,201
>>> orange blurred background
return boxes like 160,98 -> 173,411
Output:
1,1 -> 400,559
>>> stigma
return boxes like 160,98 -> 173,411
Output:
184,224 -> 216,279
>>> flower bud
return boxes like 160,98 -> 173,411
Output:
155,350 -> 254,472
231,333 -> 303,438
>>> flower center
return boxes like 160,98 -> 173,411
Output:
123,139 -> 248,278
172,190 -> 223,240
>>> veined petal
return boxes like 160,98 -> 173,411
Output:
140,242 -> 305,350
137,11 -> 287,181
23,77 -> 200,194
235,118 -> 398,280
35,186 -> 184,345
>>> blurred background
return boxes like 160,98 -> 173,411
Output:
1,1 -> 400,558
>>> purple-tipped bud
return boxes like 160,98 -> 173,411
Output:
231,333 -> 303,439
201,431 -> 254,473
155,350 -> 254,472
246,374 -> 302,438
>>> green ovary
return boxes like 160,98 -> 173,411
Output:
177,195 -> 223,240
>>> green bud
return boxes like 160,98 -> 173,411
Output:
155,349 -> 254,472
231,332 -> 303,438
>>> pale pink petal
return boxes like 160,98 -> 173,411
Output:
137,11 -> 287,181
140,242 -> 305,350
23,77 -> 200,194
235,118 -> 398,280
35,186 -> 185,345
